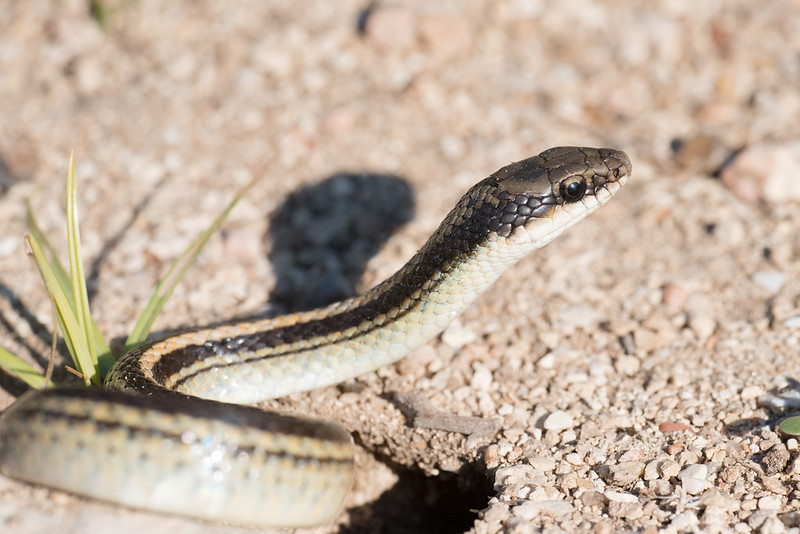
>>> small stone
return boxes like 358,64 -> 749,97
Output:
763,445 -> 791,474
633,327 -> 673,352
512,500 -> 574,520
644,460 -> 661,480
442,320 -> 477,348
470,362 -> 494,391
751,270 -> 787,294
608,500 -> 643,520
602,461 -> 645,486
689,315 -> 717,340
615,355 -> 641,376
494,464 -> 536,489
481,502 -> 509,523
420,15 -> 471,58
740,385 -> 764,401
580,490 -> 606,508
362,4 -> 416,52
659,460 -> 681,479
604,490 -> 639,503
785,316 -> 800,329
662,283 -> 688,308
649,479 -> 673,496
670,511 -> 699,530
679,464 -> 709,494
0,236 -> 17,258
659,421 -> 693,433
543,410 -> 574,431
527,455 -> 556,471
719,141 -> 800,204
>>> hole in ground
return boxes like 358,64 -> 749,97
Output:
341,459 -> 492,534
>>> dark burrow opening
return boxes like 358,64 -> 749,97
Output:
341,459 -> 493,534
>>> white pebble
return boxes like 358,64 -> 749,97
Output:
0,236 -> 17,258
543,410 -> 574,431
679,464 -> 709,494
527,456 -> 556,471
441,320 -> 477,348
751,270 -> 787,293
758,495 -> 782,510
513,500 -> 574,520
785,315 -> 800,329
604,490 -> 639,503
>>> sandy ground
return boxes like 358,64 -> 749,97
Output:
1,1 -> 800,532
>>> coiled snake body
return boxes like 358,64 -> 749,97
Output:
0,147 -> 631,527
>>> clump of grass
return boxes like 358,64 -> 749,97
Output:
0,153 -> 252,388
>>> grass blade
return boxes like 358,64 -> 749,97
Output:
66,153 -> 97,363
125,179 -> 256,350
64,154 -> 113,376
27,234 -> 97,385
0,347 -> 49,389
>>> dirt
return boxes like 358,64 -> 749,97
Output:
1,1 -> 800,533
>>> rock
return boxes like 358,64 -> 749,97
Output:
759,496 -> 783,510
527,455 -> 556,472
604,490 -> 639,503
659,421 -> 693,433
785,316 -> 800,329
420,15 -> 471,58
719,141 -> 800,204
658,459 -> 681,479
679,464 -> 709,494
608,500 -> 643,520
543,410 -> 574,431
601,461 -> 645,486
512,500 -> 574,520
751,270 -> 787,293
361,4 -> 417,52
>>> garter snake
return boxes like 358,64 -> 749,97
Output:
0,146 -> 631,528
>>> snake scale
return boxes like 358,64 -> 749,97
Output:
0,146 -> 631,527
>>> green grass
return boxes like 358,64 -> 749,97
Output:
0,153 -> 253,388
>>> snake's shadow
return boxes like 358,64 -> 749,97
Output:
267,171 -> 415,312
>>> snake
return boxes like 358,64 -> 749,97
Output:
0,146 -> 630,528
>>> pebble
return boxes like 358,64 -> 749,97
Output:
662,282 -> 688,308
751,270 -> 787,294
419,15 -> 471,59
679,464 -> 709,494
604,490 -> 639,503
0,236 -> 18,257
527,455 -> 556,471
603,461 -> 645,486
441,320 -> 477,348
758,496 -> 782,510
470,362 -> 494,391
608,501 -> 643,520
494,464 -> 536,488
659,421 -> 693,433
659,460 -> 681,479
633,327 -> 673,352
481,502 -> 509,523
785,316 -> 800,329
670,511 -> 699,530
362,4 -> 416,52
512,500 -> 574,520
689,315 -> 717,340
543,410 -> 574,431
720,141 -> 800,204
740,385 -> 764,401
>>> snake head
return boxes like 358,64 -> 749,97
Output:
476,146 -> 631,246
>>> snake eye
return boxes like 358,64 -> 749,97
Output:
561,178 -> 587,202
